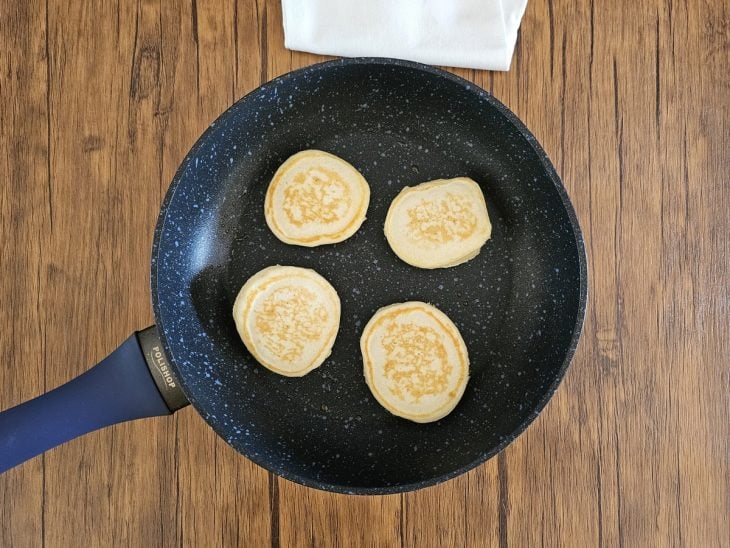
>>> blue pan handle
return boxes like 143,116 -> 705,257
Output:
0,326 -> 188,473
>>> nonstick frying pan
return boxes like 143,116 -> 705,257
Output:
0,58 -> 587,494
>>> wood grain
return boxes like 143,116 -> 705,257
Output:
1,0 -> 727,546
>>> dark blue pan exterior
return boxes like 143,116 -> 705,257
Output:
151,58 -> 587,494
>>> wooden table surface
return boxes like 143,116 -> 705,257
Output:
1,0 -> 728,546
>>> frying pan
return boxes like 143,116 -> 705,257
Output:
0,58 -> 587,494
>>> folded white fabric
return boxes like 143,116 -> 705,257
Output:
281,0 -> 528,71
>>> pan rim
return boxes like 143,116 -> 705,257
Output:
151,56 -> 588,495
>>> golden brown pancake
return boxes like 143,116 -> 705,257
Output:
361,301 -> 469,423
233,265 -> 341,376
384,177 -> 491,269
265,150 -> 370,246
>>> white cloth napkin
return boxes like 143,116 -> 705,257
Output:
281,0 -> 528,71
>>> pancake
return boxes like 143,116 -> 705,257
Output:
384,177 -> 491,269
233,265 -> 341,377
360,302 -> 470,423
265,150 -> 370,246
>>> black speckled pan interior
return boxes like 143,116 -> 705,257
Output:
151,58 -> 587,494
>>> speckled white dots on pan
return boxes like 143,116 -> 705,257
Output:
151,58 -> 587,495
